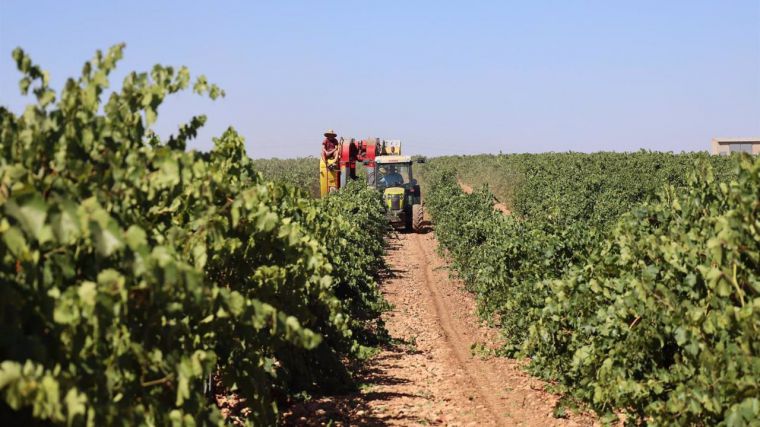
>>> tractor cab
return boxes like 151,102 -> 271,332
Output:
373,156 -> 423,231
376,157 -> 412,189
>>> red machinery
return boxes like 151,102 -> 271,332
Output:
322,137 -> 390,196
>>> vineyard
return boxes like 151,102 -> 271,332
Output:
0,46 -> 388,425
1,45 -> 759,427
251,158 -> 320,198
419,153 -> 759,425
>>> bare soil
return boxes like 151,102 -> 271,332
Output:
283,231 -> 595,426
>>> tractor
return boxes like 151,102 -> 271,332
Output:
320,137 -> 424,232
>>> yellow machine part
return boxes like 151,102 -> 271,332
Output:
381,140 -> 401,155
319,157 -> 339,197
383,187 -> 405,209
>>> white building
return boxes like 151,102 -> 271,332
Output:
710,138 -> 760,155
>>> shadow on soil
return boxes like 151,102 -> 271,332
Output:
280,340 -> 426,426
281,238 -> 427,426
380,221 -> 434,280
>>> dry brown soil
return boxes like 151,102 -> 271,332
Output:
283,231 -> 595,426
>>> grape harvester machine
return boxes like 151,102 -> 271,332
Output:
320,138 -> 424,232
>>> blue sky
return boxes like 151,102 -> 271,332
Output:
1,1 -> 759,157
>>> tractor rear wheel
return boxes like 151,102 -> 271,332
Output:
412,204 -> 424,232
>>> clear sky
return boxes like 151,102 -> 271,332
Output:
1,1 -> 759,157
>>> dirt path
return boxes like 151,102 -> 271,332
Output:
284,231 -> 594,426
457,180 -> 511,214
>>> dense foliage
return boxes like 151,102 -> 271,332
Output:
0,45 -> 386,426
420,166 -> 594,352
420,153 -> 758,424
528,157 -> 759,425
433,152 -> 736,229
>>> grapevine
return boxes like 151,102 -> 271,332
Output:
420,152 -> 758,424
0,45 -> 387,425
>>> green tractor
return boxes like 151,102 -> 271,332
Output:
372,155 -> 424,232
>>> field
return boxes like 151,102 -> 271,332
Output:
1,46 -> 758,426
418,153 -> 758,424
252,157 -> 320,198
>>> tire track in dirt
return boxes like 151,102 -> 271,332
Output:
408,232 -> 593,426
411,233 -> 506,423
284,230 -> 594,426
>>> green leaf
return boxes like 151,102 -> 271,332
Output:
63,388 -> 87,425
6,194 -> 48,240
77,281 -> 97,307
0,361 -> 22,389
256,211 -> 278,232
91,221 -> 124,257
2,226 -> 27,257
51,200 -> 81,244
124,225 -> 147,251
